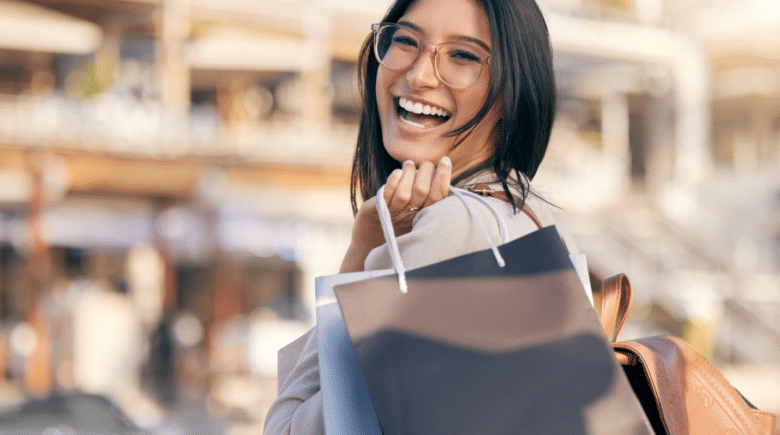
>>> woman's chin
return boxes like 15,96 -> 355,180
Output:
382,135 -> 447,166
386,149 -> 446,167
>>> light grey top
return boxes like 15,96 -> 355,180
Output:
263,175 -> 577,435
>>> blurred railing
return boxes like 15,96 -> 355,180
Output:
0,93 -> 357,166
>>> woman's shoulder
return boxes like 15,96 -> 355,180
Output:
455,172 -> 558,229
412,190 -> 521,230
414,191 -> 476,219
363,195 -> 473,271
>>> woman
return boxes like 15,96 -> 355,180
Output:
264,0 -> 572,432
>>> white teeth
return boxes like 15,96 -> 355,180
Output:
398,97 -> 449,118
402,97 -> 415,112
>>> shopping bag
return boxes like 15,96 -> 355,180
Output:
317,270 -> 388,434
317,188 -> 654,434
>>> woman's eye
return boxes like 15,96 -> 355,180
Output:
392,35 -> 419,48
450,49 -> 481,63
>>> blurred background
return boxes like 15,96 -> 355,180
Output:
0,0 -> 777,433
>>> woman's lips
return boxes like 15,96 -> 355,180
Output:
397,97 -> 451,129
399,97 -> 449,117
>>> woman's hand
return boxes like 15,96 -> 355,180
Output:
339,156 -> 452,273
382,157 -> 452,235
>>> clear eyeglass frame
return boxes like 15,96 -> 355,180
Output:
371,22 -> 491,90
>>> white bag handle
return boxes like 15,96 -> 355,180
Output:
375,185 -> 507,293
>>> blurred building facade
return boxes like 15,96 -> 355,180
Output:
0,0 -> 778,430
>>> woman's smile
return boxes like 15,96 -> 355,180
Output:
396,97 -> 451,129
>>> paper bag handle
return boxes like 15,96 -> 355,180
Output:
375,185 -> 508,293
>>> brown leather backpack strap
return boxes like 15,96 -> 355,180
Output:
599,273 -> 633,343
520,206 -> 543,230
470,183 -> 542,230
470,183 -> 509,201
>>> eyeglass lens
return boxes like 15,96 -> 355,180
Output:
374,24 -> 486,89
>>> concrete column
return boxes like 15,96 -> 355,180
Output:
673,39 -> 710,184
300,5 -> 332,126
601,91 -> 631,189
645,94 -> 675,189
158,0 -> 191,118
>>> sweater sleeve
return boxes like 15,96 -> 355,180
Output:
263,327 -> 325,435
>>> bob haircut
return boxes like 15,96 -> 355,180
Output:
350,0 -> 556,213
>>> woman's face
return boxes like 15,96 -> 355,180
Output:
376,0 -> 501,176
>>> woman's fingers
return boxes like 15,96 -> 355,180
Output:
377,157 -> 453,236
424,156 -> 452,207
383,157 -> 451,215
409,161 -> 435,209
387,161 -> 417,213
383,168 -> 402,205
386,158 -> 452,211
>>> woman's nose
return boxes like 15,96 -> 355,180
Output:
405,46 -> 441,89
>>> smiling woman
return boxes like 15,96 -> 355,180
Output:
374,0 -> 499,176
264,0 -> 566,433
352,0 -> 557,216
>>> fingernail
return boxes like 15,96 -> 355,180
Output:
389,169 -> 402,180
440,156 -> 451,166
403,160 -> 415,167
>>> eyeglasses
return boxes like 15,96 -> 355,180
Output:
371,23 -> 490,90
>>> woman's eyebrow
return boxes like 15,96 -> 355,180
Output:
396,20 -> 491,53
